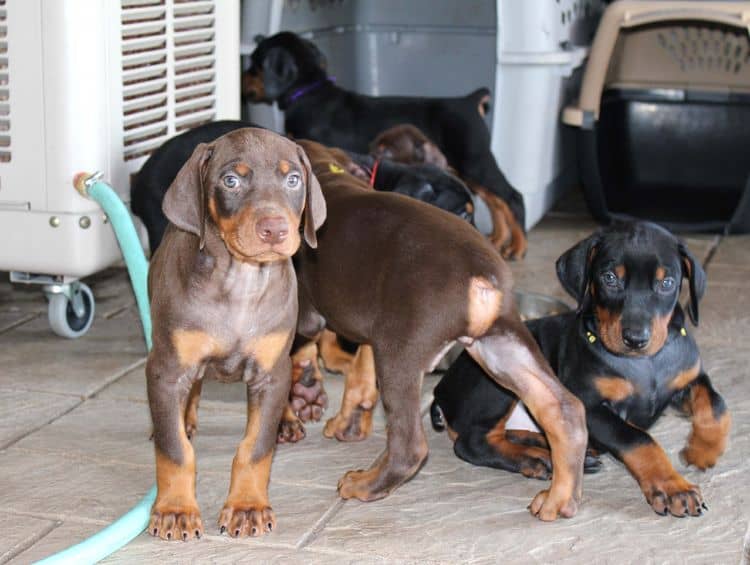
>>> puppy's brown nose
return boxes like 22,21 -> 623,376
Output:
256,216 -> 288,244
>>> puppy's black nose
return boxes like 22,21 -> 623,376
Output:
256,216 -> 288,244
622,327 -> 650,350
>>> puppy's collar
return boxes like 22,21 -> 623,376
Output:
285,76 -> 335,105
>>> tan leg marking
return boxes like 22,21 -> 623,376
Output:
244,330 -> 291,372
485,400 -> 552,479
150,428 -> 203,540
594,376 -> 635,402
220,407 -> 276,537
681,384 -> 731,470
324,344 -> 378,441
622,443 -> 703,516
319,329 -> 355,374
467,276 -> 503,337
172,329 -> 224,368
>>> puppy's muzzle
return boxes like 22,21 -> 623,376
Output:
256,216 -> 289,245
622,326 -> 651,351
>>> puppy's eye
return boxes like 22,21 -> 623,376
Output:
601,271 -> 619,287
285,172 -> 301,190
222,175 -> 240,190
659,277 -> 676,292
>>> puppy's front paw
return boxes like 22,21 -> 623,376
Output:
218,504 -> 276,538
149,504 -> 203,541
643,476 -> 705,517
528,488 -> 579,521
277,412 -> 306,444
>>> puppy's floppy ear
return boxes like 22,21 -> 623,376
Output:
162,142 -> 213,249
678,242 -> 706,325
296,146 -> 326,248
262,46 -> 298,99
556,232 -> 600,311
302,39 -> 328,70
253,34 -> 266,44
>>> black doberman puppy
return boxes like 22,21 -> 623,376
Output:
243,31 -> 526,229
432,221 -> 730,517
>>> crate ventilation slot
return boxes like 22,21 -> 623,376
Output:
657,25 -> 750,75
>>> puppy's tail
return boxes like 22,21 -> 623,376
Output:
467,87 -> 492,118
430,400 -> 446,432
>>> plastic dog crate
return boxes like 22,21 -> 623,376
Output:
0,0 -> 240,337
563,1 -> 750,231
242,0 -> 604,229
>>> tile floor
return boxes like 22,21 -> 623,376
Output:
1,204 -> 748,564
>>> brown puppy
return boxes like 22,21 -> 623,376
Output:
371,124 -> 527,260
146,128 -> 325,541
293,139 -> 587,521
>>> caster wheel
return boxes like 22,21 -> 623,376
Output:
48,283 -> 96,339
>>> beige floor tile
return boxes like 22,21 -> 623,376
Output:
0,309 -> 146,397
0,511 -> 58,564
0,388 -> 80,449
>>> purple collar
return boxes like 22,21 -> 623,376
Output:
285,76 -> 335,105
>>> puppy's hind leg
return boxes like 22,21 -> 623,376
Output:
466,322 -> 587,521
337,349 -> 427,501
454,421 -> 552,480
324,344 -> 378,442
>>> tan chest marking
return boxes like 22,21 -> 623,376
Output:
244,330 -> 291,372
669,360 -> 701,391
594,376 -> 635,402
467,276 -> 503,337
172,329 -> 225,368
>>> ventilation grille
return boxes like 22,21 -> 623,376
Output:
121,0 -> 216,162
0,0 -> 10,163
658,25 -> 750,76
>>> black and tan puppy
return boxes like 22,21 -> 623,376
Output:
244,31 -> 526,229
146,128 -> 325,540
432,221 -> 730,517
370,124 -> 527,260
292,140 -> 587,521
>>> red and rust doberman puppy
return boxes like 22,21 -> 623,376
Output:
432,221 -> 730,517
146,128 -> 326,541
292,140 -> 587,520
370,124 -> 527,260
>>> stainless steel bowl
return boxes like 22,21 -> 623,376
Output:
513,290 -> 571,321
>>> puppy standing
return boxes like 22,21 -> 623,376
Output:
293,140 -> 587,521
146,128 -> 325,540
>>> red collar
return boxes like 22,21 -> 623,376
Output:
369,159 -> 380,188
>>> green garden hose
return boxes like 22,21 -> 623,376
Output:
35,172 -> 157,564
